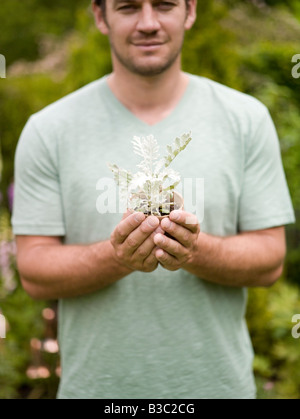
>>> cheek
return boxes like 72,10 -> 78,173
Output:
110,18 -> 137,36
163,19 -> 186,39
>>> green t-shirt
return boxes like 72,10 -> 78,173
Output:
12,74 -> 295,399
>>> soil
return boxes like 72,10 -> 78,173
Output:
141,202 -> 176,217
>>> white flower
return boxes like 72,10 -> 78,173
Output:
108,132 -> 192,215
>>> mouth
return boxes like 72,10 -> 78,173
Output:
133,42 -> 165,51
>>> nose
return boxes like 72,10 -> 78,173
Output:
136,4 -> 161,33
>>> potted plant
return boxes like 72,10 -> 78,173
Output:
108,132 -> 192,218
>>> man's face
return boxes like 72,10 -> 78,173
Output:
94,0 -> 196,77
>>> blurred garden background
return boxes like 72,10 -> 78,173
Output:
0,0 -> 300,399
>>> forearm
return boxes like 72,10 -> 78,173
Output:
184,230 -> 286,287
17,240 -> 132,300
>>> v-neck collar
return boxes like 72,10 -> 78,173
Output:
100,73 -> 194,130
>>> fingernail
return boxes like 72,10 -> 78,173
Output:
162,219 -> 171,229
154,233 -> 164,244
156,249 -> 164,258
147,216 -> 158,227
171,211 -> 180,220
134,212 -> 144,222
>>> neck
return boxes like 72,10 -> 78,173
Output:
107,60 -> 189,125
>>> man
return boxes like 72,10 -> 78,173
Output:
12,0 -> 295,399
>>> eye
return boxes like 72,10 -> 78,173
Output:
117,3 -> 138,13
155,1 -> 177,11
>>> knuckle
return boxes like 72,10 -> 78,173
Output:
116,226 -> 127,241
115,249 -> 124,260
183,232 -> 190,243
110,236 -> 116,247
136,246 -> 148,258
159,252 -> 168,263
127,236 -> 137,248
174,242 -> 182,254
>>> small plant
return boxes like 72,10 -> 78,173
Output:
108,132 -> 192,216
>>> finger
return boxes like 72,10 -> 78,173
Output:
121,210 -> 134,221
123,216 -> 160,254
160,219 -> 192,247
142,247 -> 159,272
131,229 -> 161,261
168,211 -> 200,233
153,233 -> 188,259
112,212 -> 145,245
155,248 -> 180,271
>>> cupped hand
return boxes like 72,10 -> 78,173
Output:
110,211 -> 164,273
153,211 -> 200,271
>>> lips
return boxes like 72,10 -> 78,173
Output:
132,41 -> 165,52
134,42 -> 163,46
132,39 -> 165,46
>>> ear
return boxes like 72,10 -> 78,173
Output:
92,1 -> 109,35
184,0 -> 197,31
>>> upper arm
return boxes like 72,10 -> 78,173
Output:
238,106 -> 295,232
16,235 -> 63,275
16,235 -> 63,251
12,117 -> 66,238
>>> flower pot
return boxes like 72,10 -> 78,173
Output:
157,190 -> 184,220
128,190 -> 184,218
127,191 -> 184,242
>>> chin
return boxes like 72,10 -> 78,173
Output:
133,66 -> 169,77
129,58 -> 178,77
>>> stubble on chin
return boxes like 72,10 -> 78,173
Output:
109,39 -> 184,77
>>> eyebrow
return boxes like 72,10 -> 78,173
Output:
113,0 -> 180,6
113,0 -> 138,5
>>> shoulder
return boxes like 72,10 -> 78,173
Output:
188,74 -> 269,126
28,76 -> 108,134
17,77 -> 110,159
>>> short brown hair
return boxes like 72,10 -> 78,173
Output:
94,0 -> 106,14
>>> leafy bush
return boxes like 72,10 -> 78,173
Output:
0,210 -> 59,399
247,279 -> 300,399
0,0 -> 299,399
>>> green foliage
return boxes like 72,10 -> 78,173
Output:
0,210 -> 59,399
0,0 -> 299,399
285,227 -> 300,287
247,280 -> 300,399
0,74 -> 68,207
0,7 -> 112,207
264,0 -> 300,19
0,0 -> 89,65
183,0 -> 241,88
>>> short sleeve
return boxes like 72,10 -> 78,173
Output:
238,106 -> 295,231
12,116 -> 66,236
